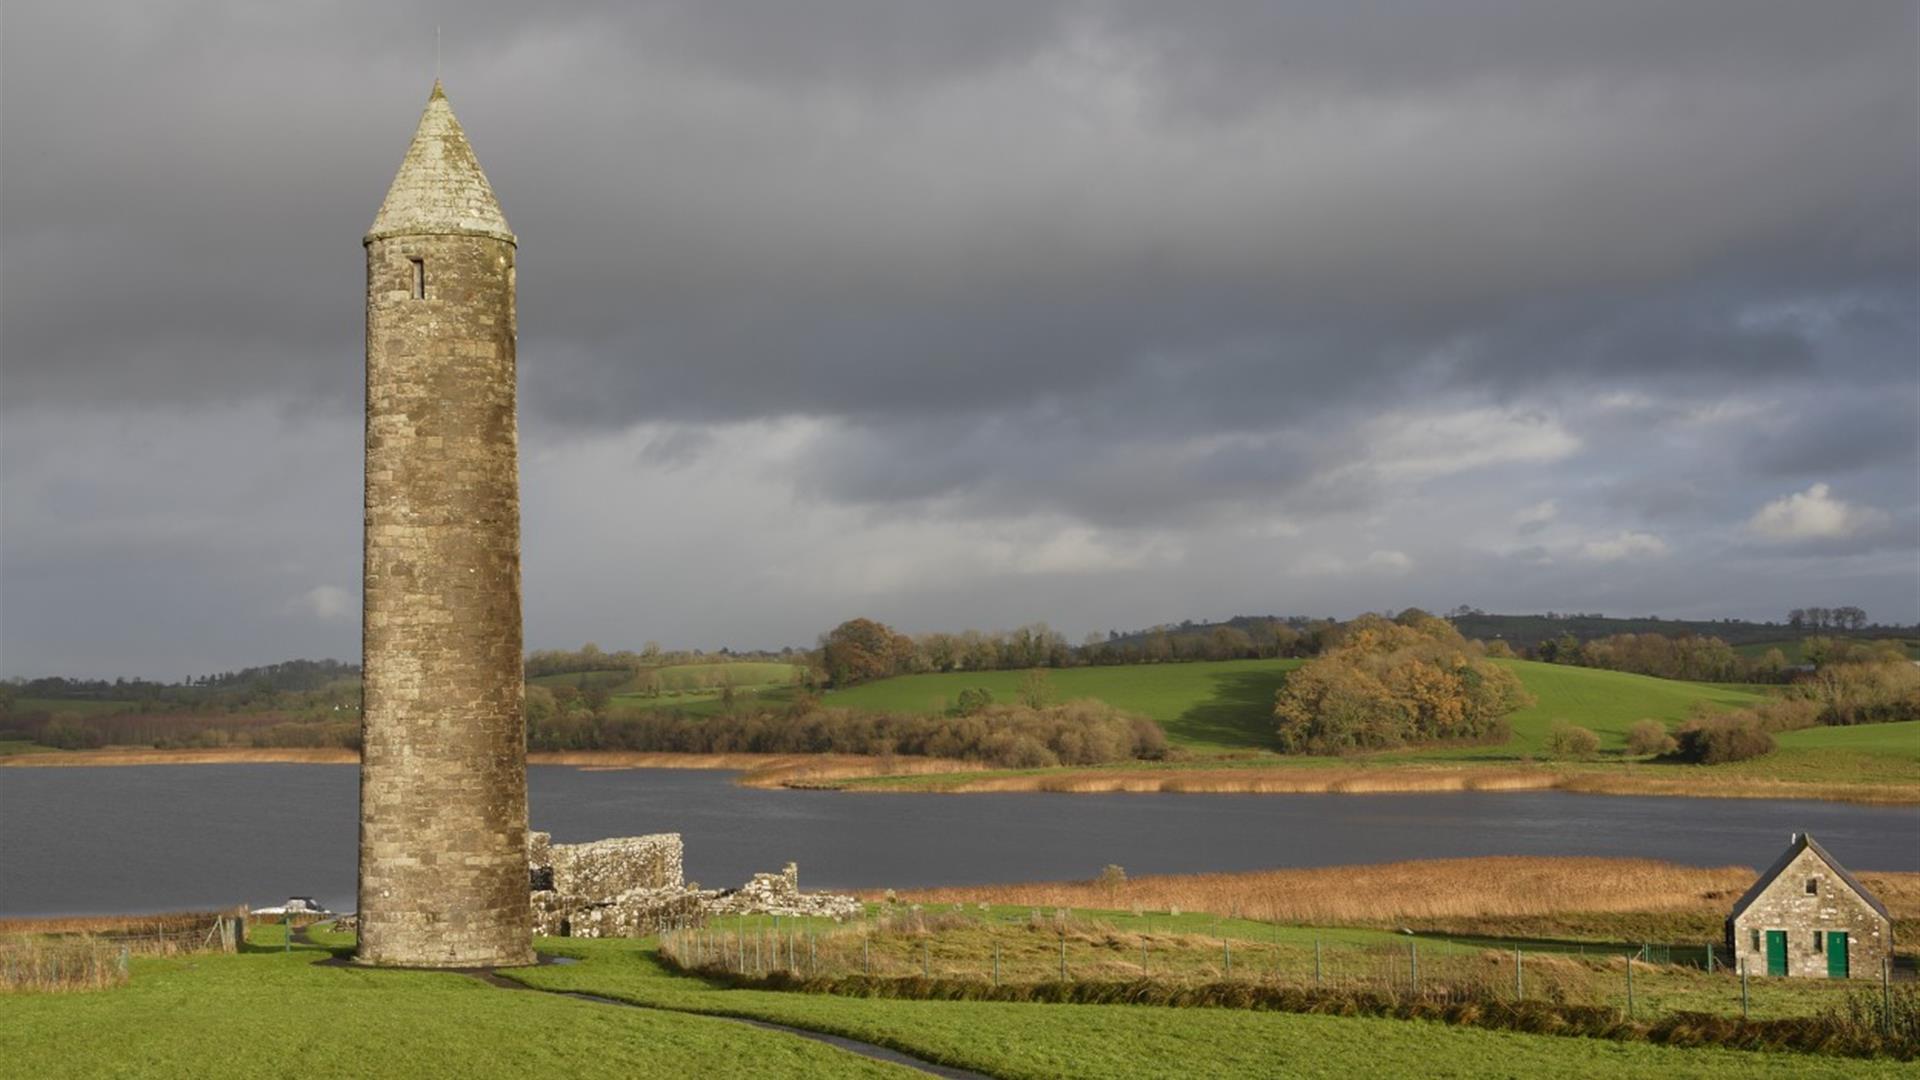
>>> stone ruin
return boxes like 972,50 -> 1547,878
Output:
528,832 -> 860,938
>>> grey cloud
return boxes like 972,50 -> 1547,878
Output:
2,1 -> 1915,676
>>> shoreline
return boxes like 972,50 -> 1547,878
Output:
5,746 -> 1914,805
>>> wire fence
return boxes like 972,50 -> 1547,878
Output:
2,913 -> 242,993
658,908 -> 1906,1029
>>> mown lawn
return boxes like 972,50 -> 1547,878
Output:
0,927 -> 908,1079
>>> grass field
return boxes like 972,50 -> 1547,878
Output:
1721,722 -> 1920,786
657,907 -> 1887,1023
1471,661 -> 1762,755
0,738 -> 55,757
7,909 -> 1912,1077
0,932 -> 907,1079
511,936 -> 1909,1079
820,658 -> 1762,758
8,697 -> 140,716
533,662 -> 805,711
823,660 -> 1303,751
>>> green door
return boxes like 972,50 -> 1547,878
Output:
1826,932 -> 1849,978
1765,930 -> 1788,976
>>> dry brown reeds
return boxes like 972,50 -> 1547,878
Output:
892,764 -> 1919,804
0,747 -> 358,768
0,910 -> 224,936
533,751 -> 989,788
875,858 -> 1920,928
0,746 -> 986,788
0,937 -> 130,993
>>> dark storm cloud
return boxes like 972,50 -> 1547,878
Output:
2,2 -> 1915,676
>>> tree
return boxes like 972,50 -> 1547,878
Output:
820,618 -> 914,687
1019,669 -> 1053,709
955,687 -> 994,716
1274,614 -> 1531,753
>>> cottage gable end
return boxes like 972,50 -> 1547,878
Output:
1726,834 -> 1891,979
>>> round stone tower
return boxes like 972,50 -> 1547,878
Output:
357,81 -> 533,968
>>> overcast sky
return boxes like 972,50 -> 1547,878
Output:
3,2 -> 1916,678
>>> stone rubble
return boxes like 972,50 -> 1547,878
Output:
526,833 -> 860,938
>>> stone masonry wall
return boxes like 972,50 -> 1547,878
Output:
357,225 -> 533,969
1729,846 -> 1891,979
528,834 -> 858,937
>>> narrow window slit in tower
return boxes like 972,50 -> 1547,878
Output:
409,257 -> 426,299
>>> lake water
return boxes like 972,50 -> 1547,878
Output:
3,764 -> 1915,917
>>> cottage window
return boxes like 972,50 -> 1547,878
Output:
409,257 -> 426,299
1806,878 -> 1818,895
1813,931 -> 1824,951
1750,929 -> 1761,951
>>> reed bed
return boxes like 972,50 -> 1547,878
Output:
0,746 -> 358,767
532,751 -> 987,787
0,910 -> 225,937
873,857 -> 1796,925
0,937 -> 130,993
0,909 -> 243,965
0,746 -> 986,789
894,764 -> 1916,803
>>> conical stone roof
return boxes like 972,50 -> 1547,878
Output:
367,81 -> 515,245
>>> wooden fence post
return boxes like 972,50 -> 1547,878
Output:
1884,956 -> 1893,1035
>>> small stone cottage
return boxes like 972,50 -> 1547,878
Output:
1727,833 -> 1891,979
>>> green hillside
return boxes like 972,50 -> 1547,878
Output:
824,658 -> 1766,758
1486,660 -> 1764,755
823,660 -> 1304,752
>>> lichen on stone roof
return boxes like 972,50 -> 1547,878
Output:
366,80 -> 515,245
